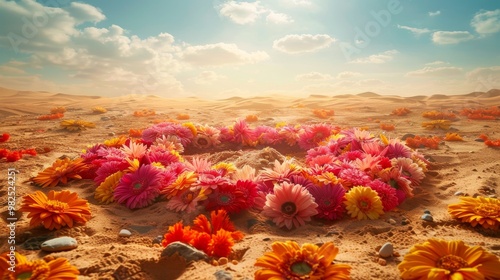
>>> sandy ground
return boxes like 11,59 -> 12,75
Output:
0,86 -> 499,280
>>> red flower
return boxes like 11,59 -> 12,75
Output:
206,182 -> 248,213
0,133 -> 10,142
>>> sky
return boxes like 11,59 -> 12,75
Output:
0,0 -> 499,98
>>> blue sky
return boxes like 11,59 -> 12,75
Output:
0,0 -> 499,98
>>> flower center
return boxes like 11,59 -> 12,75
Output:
389,179 -> 399,189
436,254 -> 469,272
134,183 -> 142,190
182,192 -> 194,204
218,194 -> 232,205
281,202 -> 297,215
290,261 -> 312,276
197,137 -> 209,146
473,203 -> 500,217
46,200 -> 68,212
357,198 -> 372,211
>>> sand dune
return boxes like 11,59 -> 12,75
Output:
0,87 -> 499,280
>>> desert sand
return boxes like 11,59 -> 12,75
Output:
0,86 -> 499,280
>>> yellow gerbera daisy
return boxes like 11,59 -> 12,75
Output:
95,171 -> 124,204
254,241 -> 351,280
448,196 -> 500,230
398,239 -> 500,279
344,185 -> 384,220
0,252 -> 79,279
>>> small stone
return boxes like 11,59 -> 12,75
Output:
387,219 -> 397,225
231,260 -> 239,265
161,241 -> 209,262
41,237 -> 78,252
214,270 -> 233,280
218,257 -> 229,265
101,116 -> 110,121
152,235 -> 163,244
119,229 -> 132,237
475,138 -> 485,142
108,132 -> 116,136
401,218 -> 409,225
421,214 -> 434,222
423,209 -> 431,215
401,133 -> 415,140
377,258 -> 387,266
454,191 -> 464,196
379,242 -> 394,258
263,237 -> 271,241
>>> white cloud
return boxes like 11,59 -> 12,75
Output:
350,50 -> 398,64
432,31 -> 474,45
466,66 -> 500,90
66,2 -> 106,24
193,71 -> 226,85
406,66 -> 463,77
295,72 -> 333,81
273,34 -> 335,54
429,11 -> 441,17
266,11 -> 294,24
397,25 -> 431,36
336,71 -> 361,79
219,1 -> 266,25
181,43 -> 269,66
425,61 -> 448,66
471,9 -> 500,35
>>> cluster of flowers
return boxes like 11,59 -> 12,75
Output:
0,252 -> 80,279
479,134 -> 500,148
460,106 -> 500,120
0,133 -> 37,162
392,107 -> 411,116
32,120 -> 429,230
162,209 -> 244,258
422,110 -> 458,121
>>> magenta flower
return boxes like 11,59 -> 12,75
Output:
367,180 -> 399,211
307,183 -> 346,220
114,164 -> 162,209
233,119 -> 257,146
298,124 -> 332,150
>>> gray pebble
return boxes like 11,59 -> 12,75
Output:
101,116 -> 110,121
41,236 -> 78,252
152,235 -> 163,244
454,191 -> 464,196
423,210 -> 431,215
214,270 -> 233,280
379,242 -> 394,258
119,229 -> 131,237
388,219 -> 397,225
421,214 -> 434,222
161,241 -> 208,262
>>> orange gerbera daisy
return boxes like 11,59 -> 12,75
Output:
0,251 -> 79,280
344,185 -> 384,220
254,241 -> 351,280
20,190 -> 91,230
398,239 -> 500,280
32,157 -> 88,188
448,196 -> 500,230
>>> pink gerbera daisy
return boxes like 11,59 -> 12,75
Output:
261,182 -> 318,229
114,164 -> 162,209
391,157 -> 425,186
278,125 -> 300,146
338,167 -> 372,189
233,119 -> 257,146
385,139 -> 413,159
146,149 -> 180,167
298,124 -> 333,150
255,126 -> 282,145
184,157 -> 213,173
142,122 -> 194,147
205,182 -> 247,213
307,183 -> 346,220
259,159 -> 301,183
378,167 -> 413,200
121,140 -> 147,160
94,160 -> 129,185
354,154 -> 382,178
166,186 -> 207,213
367,180 -> 399,211
193,125 -> 221,148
